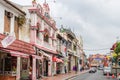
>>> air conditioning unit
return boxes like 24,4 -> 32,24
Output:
3,32 -> 9,35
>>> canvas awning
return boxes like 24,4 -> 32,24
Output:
52,56 -> 63,63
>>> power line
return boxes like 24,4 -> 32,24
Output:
83,48 -> 110,51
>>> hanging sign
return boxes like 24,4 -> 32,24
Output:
1,32 -> 16,48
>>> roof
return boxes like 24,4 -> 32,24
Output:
1,0 -> 26,15
0,33 -> 35,54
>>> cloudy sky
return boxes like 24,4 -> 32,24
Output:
11,0 -> 120,56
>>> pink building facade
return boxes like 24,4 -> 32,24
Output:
28,1 -> 62,79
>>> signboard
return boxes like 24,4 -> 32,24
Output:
1,32 -> 16,48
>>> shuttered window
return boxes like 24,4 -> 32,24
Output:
4,11 -> 11,33
14,16 -> 19,39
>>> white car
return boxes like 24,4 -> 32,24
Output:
103,67 -> 111,75
89,67 -> 97,73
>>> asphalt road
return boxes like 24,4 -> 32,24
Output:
67,70 -> 116,80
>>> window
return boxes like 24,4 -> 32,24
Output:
44,33 -> 49,42
67,41 -> 72,49
0,53 -> 17,75
44,12 -> 50,18
14,16 -> 19,39
73,45 -> 76,51
21,58 -> 28,70
4,10 -> 11,33
44,29 -> 49,42
36,23 -> 40,37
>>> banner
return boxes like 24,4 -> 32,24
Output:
1,32 -> 16,48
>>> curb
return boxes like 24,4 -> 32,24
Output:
65,70 -> 89,80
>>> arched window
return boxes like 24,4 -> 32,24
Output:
36,22 -> 40,37
44,29 -> 49,42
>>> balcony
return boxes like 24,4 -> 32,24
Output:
36,38 -> 56,52
61,45 -> 66,53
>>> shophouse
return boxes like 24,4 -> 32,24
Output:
0,0 -> 35,80
26,1 -> 61,79
76,36 -> 83,71
57,27 -> 79,72
55,29 -> 68,75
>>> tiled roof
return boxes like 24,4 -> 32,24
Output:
0,33 -> 35,54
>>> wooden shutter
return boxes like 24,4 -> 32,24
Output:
14,16 -> 19,39
4,11 -> 10,33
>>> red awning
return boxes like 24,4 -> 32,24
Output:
52,56 -> 63,63
0,33 -> 35,54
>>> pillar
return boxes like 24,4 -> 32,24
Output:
52,62 -> 56,76
61,64 -> 65,74
48,56 -> 52,76
40,20 -> 44,41
30,12 -> 37,44
54,62 -> 56,75
16,56 -> 20,80
32,57 -> 36,80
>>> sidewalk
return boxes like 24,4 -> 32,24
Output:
41,70 -> 89,80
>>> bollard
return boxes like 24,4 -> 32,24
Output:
112,74 -> 115,79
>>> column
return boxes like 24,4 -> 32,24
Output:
40,20 -> 44,45
48,56 -> 52,76
16,56 -> 20,80
61,64 -> 65,74
30,13 -> 37,44
52,62 -> 56,75
32,57 -> 36,80
49,28 -> 53,46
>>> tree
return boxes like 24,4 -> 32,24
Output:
113,42 -> 120,66
114,42 -> 120,54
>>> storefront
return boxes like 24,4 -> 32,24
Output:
0,34 -> 35,80
20,57 -> 29,80
0,51 -> 17,80
68,54 -> 72,72
31,55 -> 42,80
0,50 -> 30,80
38,50 -> 52,77
52,56 -> 63,74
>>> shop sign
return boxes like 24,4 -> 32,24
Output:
1,32 -> 16,48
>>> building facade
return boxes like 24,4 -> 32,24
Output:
0,1 -> 35,80
0,0 -> 85,80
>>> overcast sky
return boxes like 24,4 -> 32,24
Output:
10,0 -> 120,56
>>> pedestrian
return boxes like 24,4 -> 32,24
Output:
64,66 -> 67,73
73,65 -> 77,74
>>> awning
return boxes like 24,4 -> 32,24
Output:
0,49 -> 29,58
35,44 -> 57,54
0,33 -> 35,54
11,51 -> 29,58
32,55 -> 42,60
52,56 -> 63,63
39,50 -> 51,58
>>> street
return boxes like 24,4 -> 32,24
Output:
67,70 -> 116,80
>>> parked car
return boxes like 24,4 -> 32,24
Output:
98,64 -> 103,70
89,67 -> 97,73
103,66 -> 111,75
98,66 -> 103,70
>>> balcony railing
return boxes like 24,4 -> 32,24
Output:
36,38 -> 56,52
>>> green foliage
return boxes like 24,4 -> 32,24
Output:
114,42 -> 120,54
112,56 -> 117,62
18,16 -> 26,26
